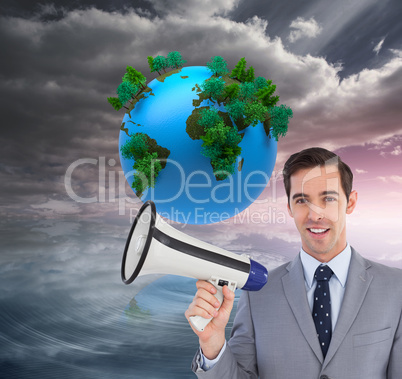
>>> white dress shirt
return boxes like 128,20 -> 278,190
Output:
300,244 -> 351,331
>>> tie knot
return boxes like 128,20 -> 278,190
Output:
314,265 -> 333,282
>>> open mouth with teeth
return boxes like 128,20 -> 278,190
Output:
307,228 -> 330,236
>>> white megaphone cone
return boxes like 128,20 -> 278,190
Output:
121,201 -> 268,332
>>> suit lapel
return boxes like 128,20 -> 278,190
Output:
323,248 -> 373,368
282,254 -> 324,363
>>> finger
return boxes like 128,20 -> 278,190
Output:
186,297 -> 219,319
196,288 -> 221,308
219,285 -> 235,316
222,285 -> 235,300
196,280 -> 217,294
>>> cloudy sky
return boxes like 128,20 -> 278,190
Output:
1,0 -> 401,377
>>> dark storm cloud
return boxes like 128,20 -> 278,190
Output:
0,8 -> 140,207
0,0 -> 157,19
1,0 -> 401,218
230,0 -> 402,79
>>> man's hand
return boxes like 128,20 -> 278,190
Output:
185,280 -> 235,360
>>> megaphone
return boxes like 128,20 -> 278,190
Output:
121,201 -> 268,332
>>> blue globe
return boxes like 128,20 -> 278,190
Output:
119,66 -> 277,224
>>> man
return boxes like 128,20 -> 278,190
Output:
185,147 -> 402,378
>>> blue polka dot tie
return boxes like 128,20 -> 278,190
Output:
313,265 -> 333,358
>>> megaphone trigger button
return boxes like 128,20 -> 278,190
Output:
218,279 -> 229,287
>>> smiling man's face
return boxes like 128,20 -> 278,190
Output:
287,164 -> 357,262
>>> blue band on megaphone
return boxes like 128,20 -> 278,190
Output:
242,259 -> 268,291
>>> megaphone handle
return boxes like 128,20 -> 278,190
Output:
189,278 -> 236,332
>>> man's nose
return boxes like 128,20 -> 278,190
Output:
307,203 -> 324,221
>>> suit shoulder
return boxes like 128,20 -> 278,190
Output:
353,249 -> 401,278
248,260 -> 290,300
364,257 -> 402,281
271,260 -> 291,272
266,260 -> 292,282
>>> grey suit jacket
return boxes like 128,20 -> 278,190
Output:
192,248 -> 402,379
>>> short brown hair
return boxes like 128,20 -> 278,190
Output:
283,147 -> 353,202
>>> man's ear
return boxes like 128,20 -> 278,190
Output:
346,190 -> 358,215
287,203 -> 293,218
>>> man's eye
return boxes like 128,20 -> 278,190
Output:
296,198 -> 308,204
325,197 -> 336,202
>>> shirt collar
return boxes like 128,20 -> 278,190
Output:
300,244 -> 351,288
